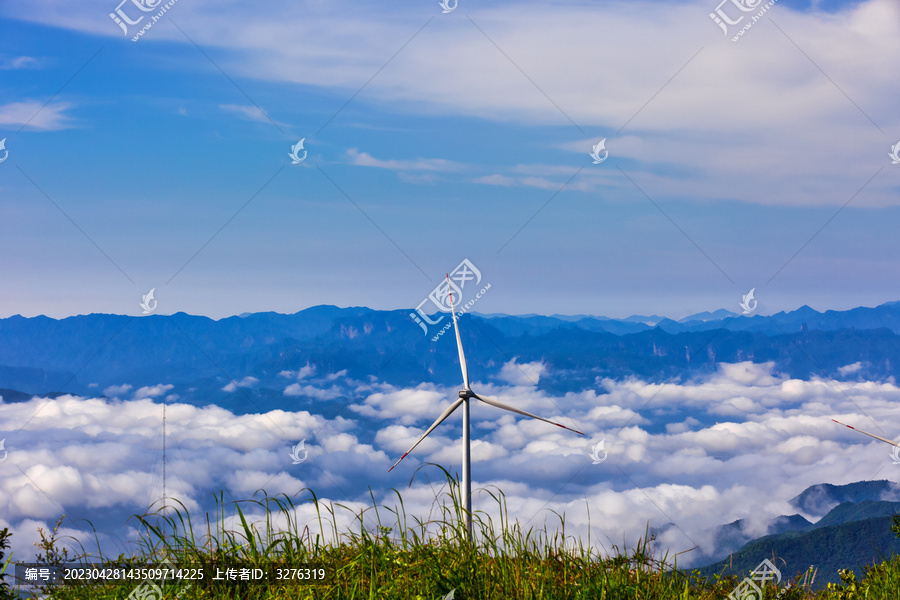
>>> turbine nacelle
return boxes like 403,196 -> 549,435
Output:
458,389 -> 475,400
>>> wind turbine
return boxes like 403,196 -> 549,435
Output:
832,419 -> 899,448
390,275 -> 585,539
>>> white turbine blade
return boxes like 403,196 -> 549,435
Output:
473,393 -> 584,436
389,398 -> 465,471
448,274 -> 470,390
832,419 -> 899,447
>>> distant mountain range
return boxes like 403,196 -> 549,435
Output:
693,480 -> 900,588
2,301 -> 900,412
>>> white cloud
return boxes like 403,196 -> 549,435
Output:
430,438 -> 509,464
350,384 -> 451,425
0,101 -> 75,130
0,56 -> 42,69
471,174 -> 559,190
223,376 -> 259,392
586,405 -> 648,426
133,384 -> 174,399
346,148 -> 461,172
471,174 -> 518,186
716,361 -> 782,386
283,383 -> 343,400
498,358 -> 546,386
103,383 -> 132,397
838,362 -> 864,376
279,364 -> 317,380
0,395 -> 331,529
219,103 -> 271,122
376,424 -> 447,456
224,470 -> 305,498
666,416 -> 701,434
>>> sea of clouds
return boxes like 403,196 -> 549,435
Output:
2,359 -> 899,568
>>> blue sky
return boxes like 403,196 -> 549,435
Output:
0,0 -> 898,319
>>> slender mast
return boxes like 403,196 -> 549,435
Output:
449,275 -> 473,541
163,400 -> 167,512
462,393 -> 472,540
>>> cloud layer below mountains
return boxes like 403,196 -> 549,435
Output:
2,360 -> 899,567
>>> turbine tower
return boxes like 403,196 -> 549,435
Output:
390,275 -> 584,539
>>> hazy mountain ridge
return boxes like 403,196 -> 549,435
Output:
696,515 -> 900,587
694,480 -> 900,587
791,480 -> 900,517
2,302 -> 900,405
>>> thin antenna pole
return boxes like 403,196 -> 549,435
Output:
163,400 -> 166,512
462,397 -> 472,541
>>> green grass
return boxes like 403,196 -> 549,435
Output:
7,468 -> 900,599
